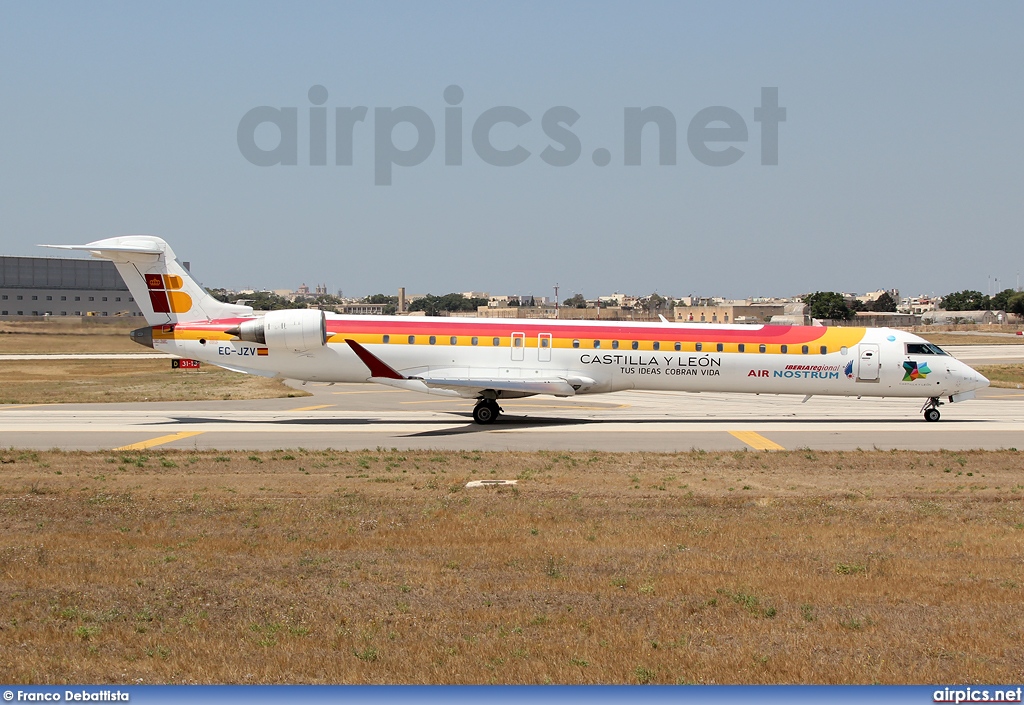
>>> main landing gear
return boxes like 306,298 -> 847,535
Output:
922,397 -> 942,422
473,398 -> 502,425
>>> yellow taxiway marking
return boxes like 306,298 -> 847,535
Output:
0,404 -> 51,410
289,404 -> 335,411
113,431 -> 205,451
728,430 -> 785,451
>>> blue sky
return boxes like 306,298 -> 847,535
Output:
1,1 -> 1021,300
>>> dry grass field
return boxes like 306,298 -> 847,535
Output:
0,320 -> 306,403
0,360 -> 307,404
975,365 -> 1024,390
922,333 -> 1024,346
1,449 -> 1022,685
0,320 -> 140,354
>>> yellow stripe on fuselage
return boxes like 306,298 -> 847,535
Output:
159,322 -> 869,357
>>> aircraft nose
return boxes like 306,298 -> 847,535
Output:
964,365 -> 989,391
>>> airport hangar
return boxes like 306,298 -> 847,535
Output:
0,254 -> 149,320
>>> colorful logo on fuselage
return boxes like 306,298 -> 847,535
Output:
844,361 -> 854,379
902,361 -> 931,381
146,273 -> 192,314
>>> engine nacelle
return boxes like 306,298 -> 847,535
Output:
232,309 -> 327,352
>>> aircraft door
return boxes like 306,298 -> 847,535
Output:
538,333 -> 552,362
511,332 -> 525,361
857,343 -> 880,381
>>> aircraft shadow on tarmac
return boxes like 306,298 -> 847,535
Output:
157,412 -> 986,439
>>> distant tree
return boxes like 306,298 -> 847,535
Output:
363,293 -> 398,315
506,297 -> 521,307
991,288 -> 1016,311
1007,292 -> 1024,316
848,298 -> 867,313
870,291 -> 898,313
802,291 -> 854,321
941,290 -> 990,311
208,289 -> 295,310
308,294 -> 343,307
408,293 -> 488,316
524,296 -> 536,307
563,293 -> 588,309
646,293 -> 667,314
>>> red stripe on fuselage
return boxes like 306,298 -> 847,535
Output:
171,317 -> 835,345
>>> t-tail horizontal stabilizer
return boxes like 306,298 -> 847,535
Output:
39,236 -> 253,325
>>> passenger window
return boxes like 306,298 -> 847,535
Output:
540,338 -> 549,348
408,335 -> 415,344
820,346 -> 828,355
492,337 -> 500,346
383,335 -> 390,344
781,345 -> 788,354
737,344 -> 745,353
572,339 -> 580,348
674,342 -> 681,351
471,337 -> 478,345
593,340 -> 601,349
653,341 -> 660,351
716,343 -> 724,352
631,341 -> 638,350
450,336 -> 457,345
429,336 -> 436,345
612,340 -> 619,349
695,343 -> 702,352
802,345 -> 809,354
513,337 -> 522,347
759,344 -> 766,353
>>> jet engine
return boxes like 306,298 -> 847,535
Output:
229,309 -> 327,352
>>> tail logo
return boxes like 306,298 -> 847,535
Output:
146,273 -> 192,314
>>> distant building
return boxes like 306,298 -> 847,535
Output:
673,302 -> 784,324
853,311 -> 921,327
862,288 -> 899,303
900,295 -> 939,315
0,255 -> 143,319
922,310 -> 1006,325
338,303 -> 387,315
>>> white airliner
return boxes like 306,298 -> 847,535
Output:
44,236 -> 989,424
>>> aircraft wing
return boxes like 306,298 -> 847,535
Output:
344,339 -> 582,398
417,376 -> 577,397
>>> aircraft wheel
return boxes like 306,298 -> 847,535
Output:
924,408 -> 941,422
473,401 -> 499,425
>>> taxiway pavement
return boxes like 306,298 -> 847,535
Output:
1,381 -> 1021,452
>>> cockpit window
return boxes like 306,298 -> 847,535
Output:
906,342 -> 948,356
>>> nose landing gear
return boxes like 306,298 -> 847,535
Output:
473,398 -> 502,424
922,397 -> 942,422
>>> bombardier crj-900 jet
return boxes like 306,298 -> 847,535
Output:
44,237 -> 989,424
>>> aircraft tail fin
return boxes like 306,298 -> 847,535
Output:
40,236 -> 253,325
